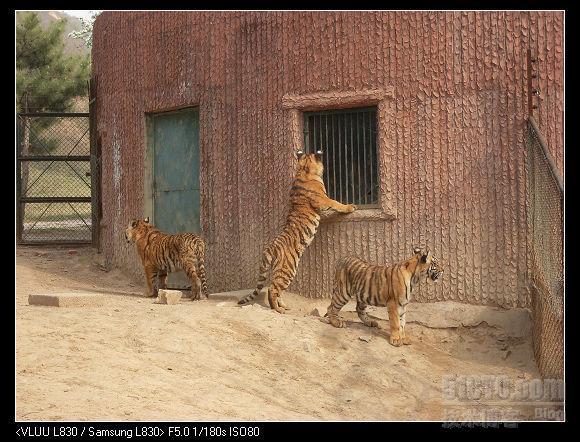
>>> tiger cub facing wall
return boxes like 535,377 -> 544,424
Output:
238,151 -> 356,313
125,218 -> 208,300
325,248 -> 443,346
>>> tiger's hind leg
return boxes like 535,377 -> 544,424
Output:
267,261 -> 297,314
183,262 -> 202,301
326,285 -> 351,328
144,264 -> 159,297
158,271 -> 168,290
277,296 -> 290,310
267,287 -> 286,314
356,301 -> 379,328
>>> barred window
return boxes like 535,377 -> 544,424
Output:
303,106 -> 379,207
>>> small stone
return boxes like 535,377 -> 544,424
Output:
68,250 -> 78,255
310,308 -> 322,317
216,302 -> 228,307
167,367 -> 173,371
157,289 -> 182,305
502,350 -> 512,360
359,336 -> 372,343
500,344 -> 509,351
340,343 -> 349,350
398,358 -> 407,364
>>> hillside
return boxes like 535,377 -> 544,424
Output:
16,10 -> 90,57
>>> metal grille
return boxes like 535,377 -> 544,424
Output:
303,107 -> 378,206
17,113 -> 93,244
525,116 -> 563,380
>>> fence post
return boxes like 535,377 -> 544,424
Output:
89,76 -> 101,250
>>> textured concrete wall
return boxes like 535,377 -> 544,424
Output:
92,11 -> 563,308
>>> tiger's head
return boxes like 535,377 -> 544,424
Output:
125,217 -> 151,243
412,247 -> 444,283
295,149 -> 324,177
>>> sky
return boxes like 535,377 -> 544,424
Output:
61,10 -> 101,21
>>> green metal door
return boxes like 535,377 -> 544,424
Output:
150,108 -> 200,289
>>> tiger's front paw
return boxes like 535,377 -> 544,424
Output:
389,332 -> 402,347
346,204 -> 357,213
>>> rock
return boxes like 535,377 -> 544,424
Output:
502,350 -> 512,360
157,289 -> 182,305
359,336 -> 372,343
28,292 -> 104,307
216,302 -> 228,307
68,249 -> 78,255
398,358 -> 407,364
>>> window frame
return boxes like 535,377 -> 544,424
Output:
282,88 -> 397,222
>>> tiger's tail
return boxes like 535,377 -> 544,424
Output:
197,243 -> 209,298
238,249 -> 273,305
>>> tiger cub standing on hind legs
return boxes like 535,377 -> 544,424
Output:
325,248 -> 443,346
125,218 -> 208,300
238,150 -> 356,313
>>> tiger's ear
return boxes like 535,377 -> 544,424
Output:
413,246 -> 422,255
294,149 -> 304,160
144,217 -> 149,223
421,250 -> 432,263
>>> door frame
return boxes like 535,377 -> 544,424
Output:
143,106 -> 200,228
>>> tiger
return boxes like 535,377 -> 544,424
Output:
125,217 -> 209,300
325,248 -> 443,346
238,150 -> 357,313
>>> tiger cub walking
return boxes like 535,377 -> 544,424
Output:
238,151 -> 356,313
326,248 -> 443,346
125,218 -> 208,300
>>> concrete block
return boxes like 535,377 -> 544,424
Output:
157,289 -> 183,305
28,292 -> 104,307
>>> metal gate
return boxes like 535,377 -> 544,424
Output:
16,112 -> 97,245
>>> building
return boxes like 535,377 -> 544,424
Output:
91,11 -> 563,310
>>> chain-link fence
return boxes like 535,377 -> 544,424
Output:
525,117 -> 564,380
17,113 -> 93,244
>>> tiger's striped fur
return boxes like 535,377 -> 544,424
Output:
125,218 -> 208,300
326,248 -> 443,346
238,152 -> 356,313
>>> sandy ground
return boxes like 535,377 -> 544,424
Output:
16,246 -> 557,421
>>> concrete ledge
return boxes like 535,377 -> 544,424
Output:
28,292 -> 104,307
